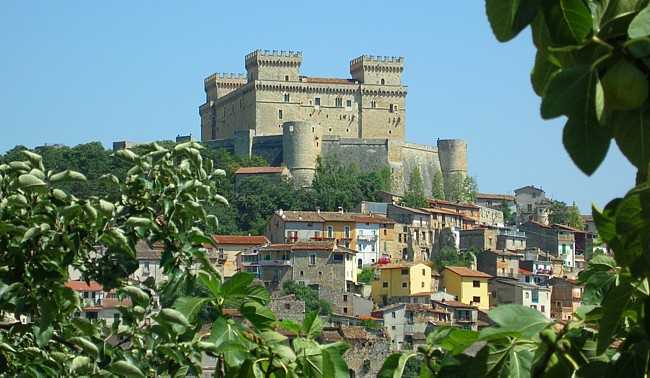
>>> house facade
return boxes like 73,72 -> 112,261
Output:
441,266 -> 491,311
371,262 -> 433,306
476,250 -> 522,279
489,278 -> 551,318
211,235 -> 269,278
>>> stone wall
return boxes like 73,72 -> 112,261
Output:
320,136 -> 390,171
399,142 -> 442,196
344,338 -> 391,378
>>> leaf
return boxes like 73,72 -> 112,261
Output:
49,169 -> 87,183
486,304 -> 550,338
541,65 -> 593,119
531,50 -> 560,96
240,301 -> 276,330
219,341 -> 250,367
35,326 -> 53,348
597,282 -> 633,353
110,360 -> 145,378
377,352 -> 417,378
222,272 -> 255,297
628,5 -> 650,38
120,286 -> 150,307
625,37 -> 650,60
301,311 -> 324,338
321,344 -> 350,378
592,203 -> 617,242
114,149 -> 139,162
18,173 -> 47,190
98,199 -> 115,216
612,106 -> 650,171
279,319 -> 303,335
159,308 -> 191,328
544,0 -> 593,45
208,317 -> 248,348
486,0 -> 542,42
173,296 -> 208,323
69,336 -> 99,356
70,356 -> 91,372
508,344 -> 534,378
562,103 -> 611,175
126,217 -> 152,227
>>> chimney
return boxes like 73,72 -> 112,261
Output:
338,206 -> 344,214
278,209 -> 284,216
316,207 -> 321,214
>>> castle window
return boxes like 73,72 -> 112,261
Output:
335,97 -> 343,107
284,93 -> 290,102
381,78 -> 385,85
371,100 -> 376,108
285,75 -> 289,81
315,97 -> 321,106
389,104 -> 394,113
346,99 -> 352,108
278,109 -> 283,119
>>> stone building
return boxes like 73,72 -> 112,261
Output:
268,294 -> 306,323
515,185 -> 551,225
489,278 -> 552,318
475,193 -> 516,211
198,49 -> 468,192
476,250 -> 523,279
549,277 -> 583,321
320,326 -> 390,378
210,234 -> 269,278
519,221 -> 576,269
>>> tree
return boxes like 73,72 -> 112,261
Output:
380,2 -> 650,377
459,176 -> 478,203
0,145 -> 349,376
281,281 -> 332,316
432,246 -> 473,273
358,267 -> 375,284
444,172 -> 464,202
401,166 -> 427,208
500,202 -> 516,225
549,200 -> 585,229
431,171 -> 445,200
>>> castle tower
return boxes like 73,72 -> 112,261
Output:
283,121 -> 322,187
245,50 -> 303,82
437,139 -> 468,192
350,55 -> 404,85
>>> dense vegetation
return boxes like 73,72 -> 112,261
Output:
281,281 -> 332,316
1,144 -> 392,236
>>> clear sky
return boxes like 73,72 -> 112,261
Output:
0,1 -> 632,212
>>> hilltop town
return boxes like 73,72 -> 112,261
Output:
31,50 -> 602,377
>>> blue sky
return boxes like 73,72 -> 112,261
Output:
0,1 -> 632,212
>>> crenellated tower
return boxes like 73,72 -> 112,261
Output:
245,49 -> 303,82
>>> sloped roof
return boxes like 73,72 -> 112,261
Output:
276,211 -> 324,223
432,300 -> 476,309
135,240 -> 163,260
476,193 -> 515,202
66,280 -> 102,292
262,241 -> 343,252
444,266 -> 492,278
213,235 -> 269,245
427,198 -> 480,210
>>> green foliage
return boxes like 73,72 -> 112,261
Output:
433,246 -> 474,273
358,267 -> 375,284
402,166 -> 427,208
444,173 -> 478,203
501,202 -> 516,225
431,171 -> 445,200
310,157 -> 391,211
549,200 -> 585,229
379,2 -> 650,377
0,146 -> 349,377
281,281 -> 332,316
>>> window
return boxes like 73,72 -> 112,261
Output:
472,296 -> 481,303
343,307 -> 348,314
525,291 -> 530,299
309,255 -> 316,265
315,97 -> 321,106
278,109 -> 283,119
335,97 -> 343,107
343,295 -> 348,302
402,282 -> 408,288
346,99 -> 352,107
318,271 -> 323,277
473,280 -> 480,288
327,225 -> 333,238
383,282 -> 389,288
344,226 -> 350,239
389,104 -> 394,113
284,303 -> 291,310
333,254 -> 343,262
381,78 -> 385,85
371,100 -> 376,108
265,254 -> 271,261
392,311 -> 396,318
401,268 -> 409,275
300,271 -> 304,277
284,93 -> 290,102
113,313 -> 121,322
391,325 -> 396,330
398,234 -> 402,242
357,258 -> 362,268
285,75 -> 289,81
421,282 -> 425,288
540,305 -> 545,313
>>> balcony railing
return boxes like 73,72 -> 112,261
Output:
357,234 -> 378,241
258,260 -> 291,266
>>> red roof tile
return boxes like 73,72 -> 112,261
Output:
444,266 -> 492,278
66,280 -> 103,292
213,235 -> 269,245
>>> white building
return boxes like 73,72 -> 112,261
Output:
489,278 -> 551,319
355,221 -> 380,267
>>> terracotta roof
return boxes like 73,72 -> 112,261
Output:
391,204 -> 432,215
553,224 -> 588,234
352,214 -> 395,224
357,314 -> 382,321
213,235 -> 269,245
444,266 -> 493,278
66,280 -> 103,292
302,77 -> 357,85
427,199 -> 480,209
317,212 -> 356,222
262,241 -> 339,252
276,211 -> 324,223
422,207 -> 462,216
476,193 -> 515,202
518,268 -> 533,276
235,166 -> 287,175
432,300 -> 476,309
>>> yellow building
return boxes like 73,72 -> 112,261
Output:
441,266 -> 492,311
319,212 -> 358,250
372,262 -> 433,305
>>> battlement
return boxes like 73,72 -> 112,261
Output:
350,55 -> 404,66
204,72 -> 247,90
245,49 -> 303,68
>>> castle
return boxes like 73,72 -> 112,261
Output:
199,49 -> 468,193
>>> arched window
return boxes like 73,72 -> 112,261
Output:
381,78 -> 385,85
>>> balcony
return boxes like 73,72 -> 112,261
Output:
357,234 -> 378,242
258,259 -> 292,266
